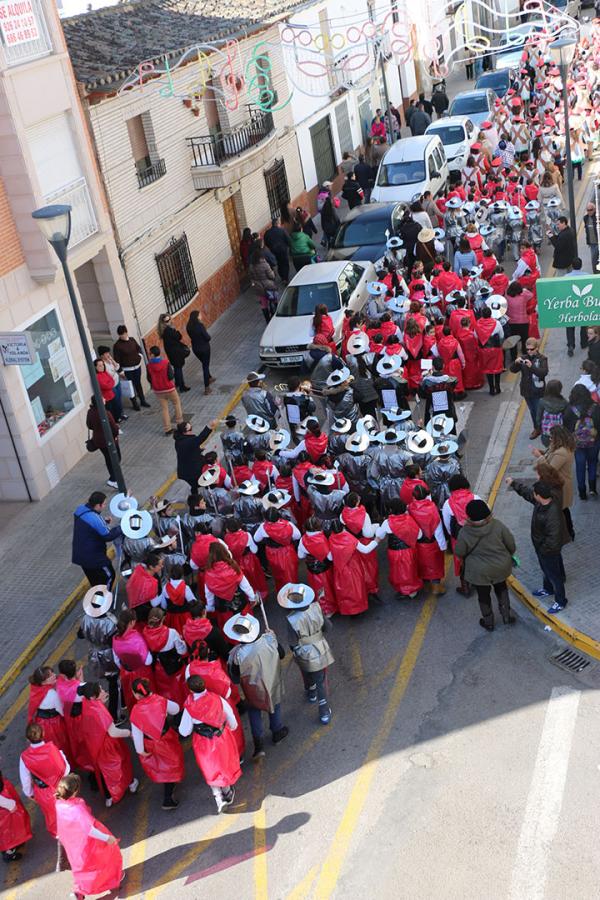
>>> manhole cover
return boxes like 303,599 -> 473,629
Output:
549,647 -> 591,673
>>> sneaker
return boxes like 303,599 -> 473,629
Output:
306,686 -> 318,704
161,798 -> 179,810
503,615 -> 516,625
2,850 -> 22,862
180,386 -> 191,393
118,414 -> 129,421
547,602 -> 566,614
252,739 -> 265,760
532,588 -> 552,598
319,703 -> 332,725
272,726 -> 289,744
164,429 -> 174,436
106,479 -> 118,489
567,348 -> 574,357
129,777 -> 139,794
479,618 -> 494,632
223,787 -> 235,806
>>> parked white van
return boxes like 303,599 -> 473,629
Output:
370,135 -> 449,204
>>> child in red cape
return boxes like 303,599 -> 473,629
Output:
130,678 -> 185,810
80,682 -> 138,808
0,770 -> 31,862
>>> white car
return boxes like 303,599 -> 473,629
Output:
448,89 -> 496,129
259,260 -> 376,368
369,135 -> 449,204
425,116 -> 477,173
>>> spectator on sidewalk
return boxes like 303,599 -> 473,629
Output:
248,248 -> 278,323
112,326 -> 150,412
410,102 -> 431,136
454,499 -> 516,632
146,346 -> 184,436
264,217 -> 291,283
535,380 -> 568,447
562,384 -> 600,500
573,359 -> 600,396
509,337 -> 548,437
583,201 -> 599,273
290,225 -> 316,272
93,358 -> 120,425
341,172 -> 363,210
588,327 -> 600,367
339,151 -> 357,176
86,397 -> 121,489
431,88 -> 449,119
157,314 -> 190,394
562,258 -> 591,355
319,187 -> 341,249
186,310 -> 215,395
97,346 -> 126,423
354,155 -> 373,204
532,425 -> 576,540
549,217 -> 577,276
506,478 -> 570,614
72,491 -> 121,588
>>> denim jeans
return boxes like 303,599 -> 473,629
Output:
301,668 -> 328,704
173,365 -> 186,391
247,702 -> 282,739
525,396 -> 540,429
536,550 -> 567,606
575,444 -> 599,492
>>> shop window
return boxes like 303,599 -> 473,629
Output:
19,308 -> 79,438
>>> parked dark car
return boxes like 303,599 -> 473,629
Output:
475,69 -> 511,98
327,202 -> 406,264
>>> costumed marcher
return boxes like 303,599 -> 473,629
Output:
306,470 -> 346,530
328,520 -> 379,615
126,551 -> 163,623
377,498 -> 423,599
56,660 -> 92,775
27,666 -> 70,762
130,678 -> 185,810
112,610 -> 154,713
475,305 -> 505,395
241,372 -> 279,428
232,480 -> 265,537
278,583 -> 334,725
204,543 -> 257,636
183,602 -> 231,660
224,517 -> 268,599
408,485 -> 447,592
142,608 -> 187,707
424,438 -> 462,508
185,642 -> 245,759
20,722 -> 69,840
340,492 -> 380,601
297,516 -> 338,617
189,523 -> 221,597
0,769 -> 31,863
254,509 -> 301,592
77,584 -> 119,718
155,563 -> 196,634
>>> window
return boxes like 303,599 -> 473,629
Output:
310,116 -> 336,187
19,309 -> 79,438
335,213 -> 392,248
428,154 -> 436,179
155,235 -> 198,314
264,158 -> 290,220
378,160 -> 425,186
0,0 -> 52,66
338,264 -> 361,304
276,282 -> 339,317
126,113 -> 166,188
427,125 -> 466,146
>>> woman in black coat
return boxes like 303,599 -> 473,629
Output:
186,310 -> 215,395
158,313 -> 190,392
174,420 -> 215,490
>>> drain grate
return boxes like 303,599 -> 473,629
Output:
549,648 -> 591,673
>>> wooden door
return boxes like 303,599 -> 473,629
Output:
222,194 -> 244,275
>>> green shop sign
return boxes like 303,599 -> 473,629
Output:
537,275 -> 600,328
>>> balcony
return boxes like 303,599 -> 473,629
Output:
44,176 -> 98,250
1,0 -> 52,66
136,157 -> 167,189
187,109 -> 277,191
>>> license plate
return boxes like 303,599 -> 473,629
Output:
280,355 -> 302,364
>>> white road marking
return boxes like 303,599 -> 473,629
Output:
509,686 -> 581,900
475,398 -> 521,498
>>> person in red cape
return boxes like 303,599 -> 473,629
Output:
189,523 -> 220,597
183,602 -> 231,659
125,552 -> 163,623
340,493 -> 380,602
474,307 -> 504,395
456,317 -> 484,390
435,326 -> 466,395
328,520 -> 379,615
179,674 -> 242,813
142,608 -> 187,706
399,463 -> 429,506
130,678 -> 185,810
27,666 -> 71,762
303,419 -> 329,463
377,498 -> 423,598
403,317 -> 427,393
112,610 -> 154,713
409,485 -> 448,592
274,464 -> 302,522
441,474 -> 477,595
79,681 -> 138,808
224,518 -> 268,599
185,642 -> 244,757
436,262 -> 463,300
156,563 -> 195,633
298,516 -> 338,616
489,268 -> 509,297
0,769 -> 31,863
55,773 -> 122,900
254,509 -> 301,592
291,454 -> 314,528
56,660 -> 92,773
251,449 -> 279,491
20,722 -> 69,840
312,303 -> 337,354
204,543 -> 257,636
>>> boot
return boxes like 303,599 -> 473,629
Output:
579,488 -> 588,501
252,737 -> 265,759
589,479 -> 597,497
131,398 -> 140,411
272,726 -> 289,744
56,840 -> 70,873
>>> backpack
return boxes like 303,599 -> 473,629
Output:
572,406 -> 598,448
540,408 -> 563,438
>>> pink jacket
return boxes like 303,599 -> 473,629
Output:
506,289 -> 531,325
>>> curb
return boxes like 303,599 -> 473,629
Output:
0,378 -> 249,700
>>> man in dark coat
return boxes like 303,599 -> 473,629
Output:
410,103 -> 432,136
173,420 -> 214,490
354,155 -> 373,203
264,217 -> 291,282
549,217 -> 577,274
72,491 -> 122,587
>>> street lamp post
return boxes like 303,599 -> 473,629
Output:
549,34 -> 579,250
32,204 -> 127,493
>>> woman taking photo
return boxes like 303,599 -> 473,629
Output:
186,311 -> 215,395
157,313 -> 190,393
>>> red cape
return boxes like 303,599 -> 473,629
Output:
56,797 -> 122,895
0,779 -> 31,853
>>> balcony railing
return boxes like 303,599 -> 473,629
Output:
136,157 -> 167,189
44,176 -> 98,249
187,109 -> 275,168
1,0 -> 52,66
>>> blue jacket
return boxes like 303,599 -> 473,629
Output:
72,503 -> 121,567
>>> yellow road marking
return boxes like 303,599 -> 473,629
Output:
124,789 -> 151,896
286,864 -> 319,900
253,779 -> 268,900
313,595 -> 437,899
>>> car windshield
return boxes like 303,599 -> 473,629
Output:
276,282 -> 340,317
334,215 -> 390,247
451,96 -> 489,114
378,160 -> 426,187
427,125 -> 465,145
477,73 -> 507,89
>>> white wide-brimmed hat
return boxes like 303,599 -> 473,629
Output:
468,265 -> 483,278
262,488 -> 291,509
109,492 -> 138,519
83,584 -> 113,618
386,296 -> 411,314
223,613 -> 260,643
376,354 -> 403,377
431,440 -> 459,457
545,197 -> 562,208
486,294 -> 508,319
332,416 -> 352,434
198,465 -> 221,488
326,367 -> 351,388
345,432 -> 370,453
307,470 -> 335,487
525,200 -> 540,211
479,223 -> 495,237
491,200 -> 508,211
382,407 -> 412,423
433,227 -> 446,241
446,196 -> 463,209
246,415 -> 270,434
121,508 -> 153,540
357,415 -> 379,435
152,535 -> 176,550
153,498 -> 173,513
238,479 -> 260,496
406,430 -> 435,455
347,332 -> 370,356
386,236 -> 404,250
367,281 -> 388,297
269,429 -> 291,451
377,427 -> 405,445
277,582 -> 315,609
417,227 -> 435,243
426,414 -> 455,437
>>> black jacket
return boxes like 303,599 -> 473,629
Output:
186,318 -> 211,356
511,481 -> 569,554
550,227 -> 577,269
341,179 -> 363,210
264,225 -> 291,255
509,352 -> 548,398
174,426 -> 212,484
162,325 -> 190,367
321,198 -> 341,238
588,339 -> 600,367
354,161 -> 373,190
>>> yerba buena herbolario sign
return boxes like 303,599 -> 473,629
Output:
536,275 -> 600,328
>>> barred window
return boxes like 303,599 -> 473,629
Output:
264,158 -> 290,221
155,234 -> 197,314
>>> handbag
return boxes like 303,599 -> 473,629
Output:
85,429 -> 97,453
120,378 -> 135,399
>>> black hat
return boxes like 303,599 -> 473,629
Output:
466,499 -> 491,522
